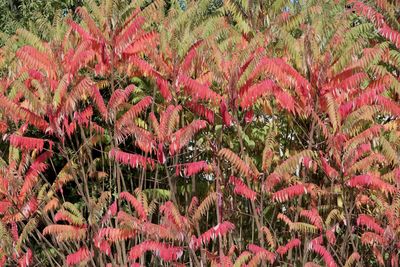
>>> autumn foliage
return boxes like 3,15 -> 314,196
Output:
0,0 -> 399,266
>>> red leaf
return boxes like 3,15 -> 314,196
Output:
116,96 -> 152,128
108,85 -> 135,112
115,15 -> 146,55
347,174 -> 395,193
351,1 -> 385,28
109,148 -> 155,169
274,89 -> 295,113
119,192 -> 147,220
229,176 -> 257,201
309,244 -> 337,267
66,247 -> 92,266
187,101 -> 215,124
320,156 -> 338,179
169,120 -> 207,155
276,238 -> 301,256
178,74 -> 222,103
244,109 -> 254,123
74,106 -> 93,127
247,244 -> 276,264
300,209 -> 323,229
357,214 -> 385,235
179,161 -> 209,177
240,80 -> 276,109
219,100 -> 233,127
156,78 -> 172,102
9,135 -> 45,152
18,249 -> 32,267
129,241 -> 183,262
272,184 -> 308,202
190,221 -> 235,250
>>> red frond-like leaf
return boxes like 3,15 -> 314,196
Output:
357,214 -> 385,235
18,249 -> 32,267
274,89 -> 296,113
119,192 -> 147,220
264,173 -> 282,191
379,23 -> 400,49
101,201 -> 117,224
75,7 -> 105,41
309,243 -> 337,267
129,240 -> 183,262
96,228 -> 135,242
158,105 -> 181,141
261,226 -> 276,249
277,213 -> 293,228
179,161 -> 208,177
91,86 -> 108,119
129,55 -> 161,78
320,156 -> 339,179
219,148 -> 253,178
63,77 -> 94,114
19,152 -> 51,201
326,226 -> 337,245
22,108 -> 49,131
276,238 -> 301,256
93,236 -> 111,255
372,246 -> 385,266
272,184 -> 307,202
300,209 -> 323,229
361,232 -> 386,246
331,72 -> 368,95
43,225 -> 86,242
180,40 -> 203,74
240,80 -> 276,109
187,101 -> 215,124
160,201 -> 188,231
190,221 -> 235,250
345,143 -> 371,164
142,222 -> 181,241
347,174 -> 395,193
0,120 -> 7,133
16,46 -> 56,79
74,106 -> 93,127
67,19 -> 93,41
350,1 -> 385,28
115,15 -> 145,56
155,77 -> 172,102
345,252 -> 361,267
124,31 -> 158,55
220,100 -> 233,127
247,244 -> 276,264
229,176 -> 257,201
53,209 -> 84,226
116,96 -> 152,128
0,94 -> 24,123
250,57 -> 310,105
66,247 -> 92,266
115,123 -> 155,153
344,125 -> 382,150
169,120 -> 207,155
66,41 -> 96,75
9,135 -> 45,152
178,74 -> 222,103
108,85 -> 135,112
0,201 -> 11,214
109,148 -> 155,169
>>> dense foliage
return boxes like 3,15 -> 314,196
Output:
0,0 -> 82,37
0,0 -> 399,266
